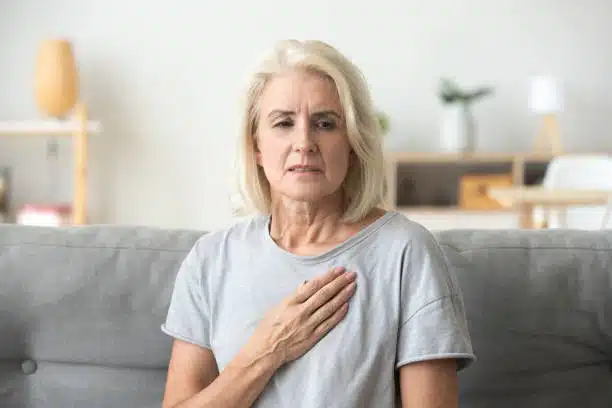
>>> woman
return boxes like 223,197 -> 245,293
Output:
161,39 -> 475,408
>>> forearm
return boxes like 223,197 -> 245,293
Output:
172,352 -> 281,408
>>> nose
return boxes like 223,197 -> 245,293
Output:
293,122 -> 318,153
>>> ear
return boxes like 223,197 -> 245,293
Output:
348,148 -> 356,164
253,135 -> 262,166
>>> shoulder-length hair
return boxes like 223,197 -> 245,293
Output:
234,39 -> 387,223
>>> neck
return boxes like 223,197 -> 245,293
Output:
269,193 -> 346,250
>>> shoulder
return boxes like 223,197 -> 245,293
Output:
375,211 -> 442,253
175,215 -> 269,289
377,212 -> 457,294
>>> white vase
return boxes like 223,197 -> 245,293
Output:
440,103 -> 475,153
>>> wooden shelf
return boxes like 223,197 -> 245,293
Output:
385,151 -> 612,215
385,151 -> 556,212
0,119 -> 101,136
397,206 -> 516,214
388,151 -> 555,164
0,105 -> 100,225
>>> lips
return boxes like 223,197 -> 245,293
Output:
288,165 -> 322,173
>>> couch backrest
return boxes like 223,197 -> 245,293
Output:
436,229 -> 612,408
1,225 -> 611,407
0,224 -> 202,408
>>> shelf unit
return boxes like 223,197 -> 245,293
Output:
385,152 -> 557,213
0,103 -> 101,224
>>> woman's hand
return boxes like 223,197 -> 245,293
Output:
242,267 -> 357,368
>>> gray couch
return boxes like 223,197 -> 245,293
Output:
1,224 -> 611,407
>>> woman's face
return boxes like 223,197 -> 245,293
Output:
255,69 -> 352,205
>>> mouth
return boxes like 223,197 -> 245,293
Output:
287,165 -> 322,173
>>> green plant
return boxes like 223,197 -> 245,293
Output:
439,78 -> 493,104
376,111 -> 390,135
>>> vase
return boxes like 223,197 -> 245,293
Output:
440,102 -> 475,153
34,39 -> 79,118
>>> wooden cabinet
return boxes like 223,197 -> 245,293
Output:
384,152 -> 555,229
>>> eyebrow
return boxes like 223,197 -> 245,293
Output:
267,109 -> 342,120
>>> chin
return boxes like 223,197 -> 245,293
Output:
281,186 -> 338,203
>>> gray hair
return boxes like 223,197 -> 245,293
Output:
234,39 -> 387,223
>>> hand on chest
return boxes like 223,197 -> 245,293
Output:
209,256 -> 399,369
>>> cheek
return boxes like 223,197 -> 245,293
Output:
256,138 -> 289,170
327,140 -> 352,171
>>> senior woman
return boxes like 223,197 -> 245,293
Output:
161,39 -> 475,408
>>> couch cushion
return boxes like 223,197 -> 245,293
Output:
435,229 -> 612,408
0,224 -> 204,408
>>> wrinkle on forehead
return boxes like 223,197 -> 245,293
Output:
258,69 -> 343,118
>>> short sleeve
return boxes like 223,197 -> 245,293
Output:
161,242 -> 211,349
396,227 -> 475,371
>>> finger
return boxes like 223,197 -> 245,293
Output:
292,267 -> 345,304
302,271 -> 356,314
308,281 -> 356,327
311,301 -> 349,341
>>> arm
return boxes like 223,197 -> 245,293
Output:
395,227 -> 475,407
162,339 -> 281,408
399,358 -> 459,408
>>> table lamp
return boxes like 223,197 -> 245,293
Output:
529,76 -> 563,155
34,39 -> 79,118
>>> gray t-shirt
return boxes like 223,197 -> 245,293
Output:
161,211 -> 475,407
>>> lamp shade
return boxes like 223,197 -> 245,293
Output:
529,76 -> 562,114
34,39 -> 79,117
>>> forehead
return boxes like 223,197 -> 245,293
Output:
258,69 -> 342,113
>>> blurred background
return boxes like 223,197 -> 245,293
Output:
1,0 -> 611,230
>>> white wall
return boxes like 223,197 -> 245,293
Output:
1,0 -> 611,230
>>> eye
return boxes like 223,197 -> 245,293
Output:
316,120 -> 337,130
274,120 -> 293,128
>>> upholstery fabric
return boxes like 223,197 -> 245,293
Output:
1,224 -> 610,407
437,229 -> 612,407
0,225 -> 203,407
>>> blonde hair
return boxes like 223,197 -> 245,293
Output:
234,39 -> 387,223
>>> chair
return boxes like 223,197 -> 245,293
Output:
533,155 -> 612,229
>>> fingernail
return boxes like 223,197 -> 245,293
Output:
336,267 -> 346,273
346,271 -> 357,280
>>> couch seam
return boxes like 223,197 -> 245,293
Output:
440,243 -> 612,254
0,357 -> 169,371
0,242 -> 191,252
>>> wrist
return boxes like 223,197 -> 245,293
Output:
233,347 -> 284,375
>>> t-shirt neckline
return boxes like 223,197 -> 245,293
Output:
262,210 -> 398,264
